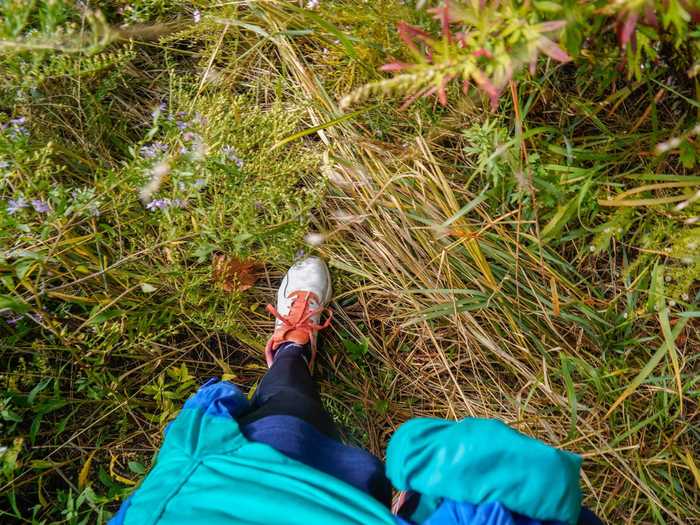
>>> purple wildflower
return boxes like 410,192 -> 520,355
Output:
0,160 -> 9,169
151,102 -> 167,119
31,199 -> 50,213
5,315 -> 22,326
140,142 -> 168,159
7,197 -> 28,215
193,9 -> 201,23
26,312 -> 44,324
177,120 -> 188,131
3,117 -> 29,139
146,198 -> 168,211
146,198 -> 187,211
194,178 -> 206,188
222,145 -> 244,168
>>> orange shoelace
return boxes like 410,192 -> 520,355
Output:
264,290 -> 333,368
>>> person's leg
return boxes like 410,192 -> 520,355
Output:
235,258 -> 392,507
237,341 -> 340,439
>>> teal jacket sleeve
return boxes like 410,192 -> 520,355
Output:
386,418 -> 582,525
109,379 -> 400,525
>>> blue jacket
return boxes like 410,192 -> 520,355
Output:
110,380 -> 595,525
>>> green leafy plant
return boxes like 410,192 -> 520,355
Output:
341,0 -> 700,108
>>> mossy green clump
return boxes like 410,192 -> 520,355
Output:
666,227 -> 700,304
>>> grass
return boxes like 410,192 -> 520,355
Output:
1,1 -> 699,524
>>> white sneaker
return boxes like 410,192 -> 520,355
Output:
265,257 -> 333,369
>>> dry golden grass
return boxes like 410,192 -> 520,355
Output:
264,23 -> 700,523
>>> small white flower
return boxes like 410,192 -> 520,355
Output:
331,209 -> 364,224
152,161 -> 170,178
304,232 -> 325,246
675,189 -> 700,211
193,9 -> 201,23
139,162 -> 169,204
306,0 -> 319,8
655,142 -> 670,154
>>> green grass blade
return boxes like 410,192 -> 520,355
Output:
605,316 -> 689,418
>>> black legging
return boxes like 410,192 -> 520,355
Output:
237,342 -> 341,440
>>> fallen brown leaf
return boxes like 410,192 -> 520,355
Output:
212,254 -> 258,292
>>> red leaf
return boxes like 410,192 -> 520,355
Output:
642,5 -> 658,27
536,36 -> 572,63
437,76 -> 450,106
471,69 -> 500,110
472,48 -> 493,59
537,20 -> 567,32
397,22 -> 423,56
691,8 -> 700,24
428,1 -> 453,43
397,21 -> 431,41
455,31 -> 468,48
617,11 -> 639,49
380,62 -> 412,72
462,78 -> 470,95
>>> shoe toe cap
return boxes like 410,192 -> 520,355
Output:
286,257 -> 331,300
